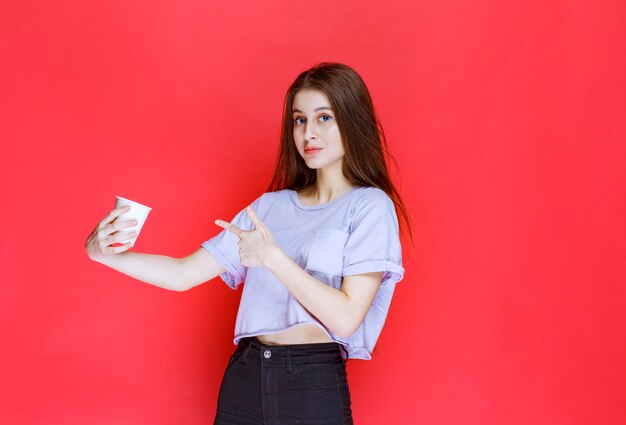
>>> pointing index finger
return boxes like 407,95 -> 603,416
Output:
215,219 -> 244,237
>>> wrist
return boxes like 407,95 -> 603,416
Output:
94,250 -> 125,266
262,244 -> 285,270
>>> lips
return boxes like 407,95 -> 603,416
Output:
304,147 -> 323,155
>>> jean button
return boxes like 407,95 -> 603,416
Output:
263,349 -> 272,359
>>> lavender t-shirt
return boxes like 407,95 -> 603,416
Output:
201,186 -> 404,360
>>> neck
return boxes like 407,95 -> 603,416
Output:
308,166 -> 354,204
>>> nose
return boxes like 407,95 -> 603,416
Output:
304,121 -> 317,141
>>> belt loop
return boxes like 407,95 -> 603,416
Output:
286,348 -> 293,374
242,340 -> 252,362
339,344 -> 349,362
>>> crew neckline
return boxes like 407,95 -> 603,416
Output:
288,186 -> 362,210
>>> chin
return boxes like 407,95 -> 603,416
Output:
299,156 -> 318,168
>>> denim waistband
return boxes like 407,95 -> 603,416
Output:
237,337 -> 347,364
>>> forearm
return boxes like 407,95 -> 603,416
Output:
94,251 -> 188,292
263,247 -> 355,338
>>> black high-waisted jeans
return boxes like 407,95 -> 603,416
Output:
213,337 -> 353,425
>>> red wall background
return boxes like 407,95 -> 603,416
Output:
1,1 -> 624,424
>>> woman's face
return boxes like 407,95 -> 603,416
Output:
292,89 -> 345,172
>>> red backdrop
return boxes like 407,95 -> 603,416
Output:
1,1 -> 624,424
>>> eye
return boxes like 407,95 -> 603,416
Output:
294,117 -> 305,125
319,114 -> 332,122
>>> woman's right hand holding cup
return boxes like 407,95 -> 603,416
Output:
85,205 -> 138,262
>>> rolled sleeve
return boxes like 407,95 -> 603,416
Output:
342,190 -> 405,286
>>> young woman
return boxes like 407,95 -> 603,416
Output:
85,62 -> 410,425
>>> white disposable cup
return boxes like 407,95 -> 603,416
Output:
114,196 -> 152,247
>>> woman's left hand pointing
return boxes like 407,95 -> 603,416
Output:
215,206 -> 277,267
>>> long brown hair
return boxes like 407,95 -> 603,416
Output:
268,62 -> 412,241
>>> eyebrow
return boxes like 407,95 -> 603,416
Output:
292,107 -> 333,113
